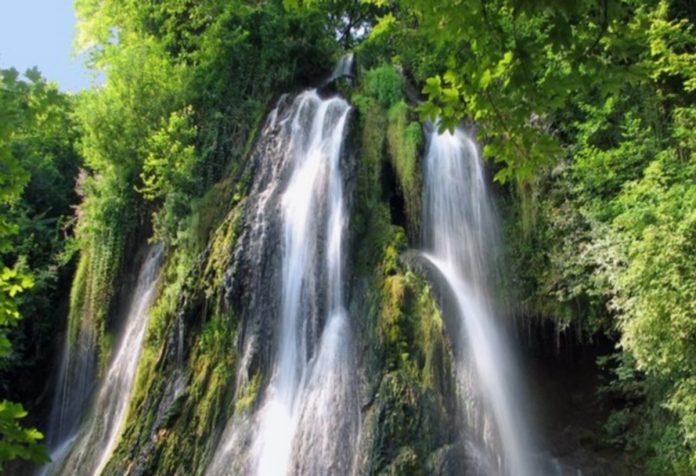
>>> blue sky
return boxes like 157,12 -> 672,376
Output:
0,0 -> 94,92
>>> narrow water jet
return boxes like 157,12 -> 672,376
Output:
327,52 -> 355,84
207,89 -> 359,476
41,245 -> 163,475
421,127 -> 537,476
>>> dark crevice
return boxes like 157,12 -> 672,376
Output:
381,158 -> 407,229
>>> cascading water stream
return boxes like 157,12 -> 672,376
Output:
253,91 -> 351,476
327,52 -> 354,84
45,307 -> 97,455
208,89 -> 359,476
42,245 -> 163,475
421,128 -> 536,475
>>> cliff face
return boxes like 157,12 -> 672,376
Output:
68,65 -> 461,476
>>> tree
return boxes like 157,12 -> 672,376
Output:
0,68 -> 60,468
364,0 -> 662,181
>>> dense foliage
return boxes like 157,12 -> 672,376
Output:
350,0 -> 696,471
66,0 -> 342,374
0,67 -> 79,468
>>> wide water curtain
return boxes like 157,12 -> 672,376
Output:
209,90 -> 359,476
254,91 -> 355,475
44,246 -> 163,475
422,128 -> 536,476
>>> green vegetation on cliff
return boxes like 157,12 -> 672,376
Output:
350,68 -> 458,474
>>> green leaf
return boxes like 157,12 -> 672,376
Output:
0,400 -> 49,469
416,101 -> 441,122
479,69 -> 492,88
422,75 -> 442,99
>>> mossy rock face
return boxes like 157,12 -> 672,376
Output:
386,100 -> 423,241
383,447 -> 422,476
348,63 -> 464,476
101,146 -> 251,475
425,444 -> 474,476
350,64 -> 423,243
356,370 -> 454,476
97,61 -> 466,475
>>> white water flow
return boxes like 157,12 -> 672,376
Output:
43,245 -> 162,476
45,308 -> 97,452
327,52 -> 354,83
422,128 -> 536,476
249,91 -> 358,476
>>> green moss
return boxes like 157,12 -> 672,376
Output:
141,314 -> 236,475
66,231 -> 128,375
105,96 -> 272,474
103,160 -> 247,473
387,101 -> 423,239
352,66 -> 423,243
202,206 -> 242,298
351,95 -> 390,279
383,447 -> 422,476
66,250 -> 89,352
146,246 -> 193,351
369,223 -> 448,381
348,63 -> 461,474
378,267 -> 450,383
362,64 -> 404,109
98,329 -> 114,372
360,368 -> 451,475
416,284 -> 448,392
358,99 -> 386,204
234,371 -> 261,414
188,180 -> 233,253
380,274 -> 410,366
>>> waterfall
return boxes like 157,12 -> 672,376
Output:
45,307 -> 97,455
208,89 -> 359,475
421,128 -> 536,475
327,52 -> 355,84
42,245 -> 163,475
